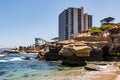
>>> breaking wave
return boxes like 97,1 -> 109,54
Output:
0,57 -> 22,62
0,54 -> 6,57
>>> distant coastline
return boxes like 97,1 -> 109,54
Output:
0,48 -> 12,52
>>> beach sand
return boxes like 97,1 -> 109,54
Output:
51,62 -> 120,80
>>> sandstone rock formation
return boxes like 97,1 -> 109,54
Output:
35,25 -> 120,66
73,36 -> 109,61
36,36 -> 111,66
58,41 -> 91,57
43,44 -> 62,61
109,27 -> 120,55
101,27 -> 120,61
57,40 -> 91,66
35,45 -> 49,60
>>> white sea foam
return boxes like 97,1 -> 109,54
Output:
0,57 -> 22,62
0,54 -> 6,57
0,60 -> 7,62
9,57 -> 22,61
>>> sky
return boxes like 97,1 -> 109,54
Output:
0,0 -> 120,48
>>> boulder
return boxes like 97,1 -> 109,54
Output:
43,44 -> 62,61
58,41 -> 91,66
24,57 -> 30,60
35,47 -> 49,60
59,42 -> 91,57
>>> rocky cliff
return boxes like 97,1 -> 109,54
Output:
101,27 -> 120,61
36,36 -> 109,66
36,26 -> 120,66
109,27 -> 120,55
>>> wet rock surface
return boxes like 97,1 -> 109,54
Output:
24,57 -> 30,60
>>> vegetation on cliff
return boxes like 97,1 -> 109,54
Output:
90,27 -> 102,36
89,23 -> 120,36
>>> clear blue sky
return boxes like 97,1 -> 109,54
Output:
0,0 -> 120,48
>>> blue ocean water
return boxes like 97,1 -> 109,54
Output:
0,53 -> 85,80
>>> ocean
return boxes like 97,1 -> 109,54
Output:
0,53 -> 116,80
0,53 -> 87,80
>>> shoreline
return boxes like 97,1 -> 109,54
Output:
1,53 -> 120,80
50,62 -> 120,80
